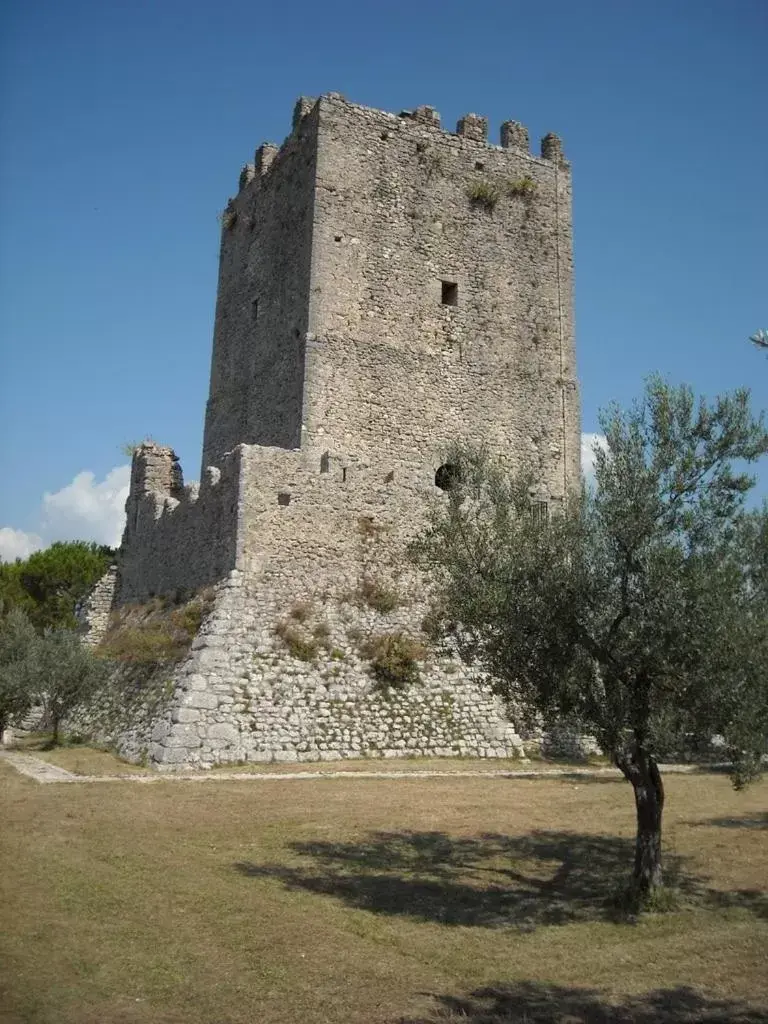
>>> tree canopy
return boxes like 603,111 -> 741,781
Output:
0,541 -> 113,631
414,376 -> 768,897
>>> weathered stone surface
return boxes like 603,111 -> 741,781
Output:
75,94 -> 583,770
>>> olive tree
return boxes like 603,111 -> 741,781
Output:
413,377 -> 768,898
31,629 -> 109,745
0,607 -> 37,739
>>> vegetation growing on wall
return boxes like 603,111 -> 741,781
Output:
98,591 -> 214,665
361,632 -> 426,689
466,179 -> 500,211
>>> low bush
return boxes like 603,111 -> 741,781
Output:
98,591 -> 213,665
361,632 -> 426,689
358,577 -> 400,614
466,179 -> 500,211
274,621 -> 319,662
506,175 -> 536,198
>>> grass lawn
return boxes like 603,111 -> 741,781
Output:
0,761 -> 766,1023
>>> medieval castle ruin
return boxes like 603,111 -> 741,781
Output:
81,93 -> 580,768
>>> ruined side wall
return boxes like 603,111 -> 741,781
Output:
116,444 -> 242,604
305,95 -> 579,500
201,103 -> 320,468
76,565 -> 118,645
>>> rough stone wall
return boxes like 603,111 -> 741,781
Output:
201,103 -> 320,468
117,443 -> 242,604
96,572 -> 526,769
304,95 -> 579,500
76,564 -> 118,645
96,94 -> 582,768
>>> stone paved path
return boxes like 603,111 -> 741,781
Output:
0,749 -> 707,785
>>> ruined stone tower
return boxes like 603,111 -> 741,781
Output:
95,94 -> 580,767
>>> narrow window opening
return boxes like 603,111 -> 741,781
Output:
435,463 -> 461,491
342,467 -> 348,483
334,234 -> 343,242
320,452 -> 330,474
441,280 -> 458,306
251,298 -> 259,321
474,160 -> 485,170
530,500 -> 549,524
277,492 -> 291,506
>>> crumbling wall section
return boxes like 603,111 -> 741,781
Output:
116,443 -> 242,604
76,564 -> 118,645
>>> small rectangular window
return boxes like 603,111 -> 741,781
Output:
441,281 -> 458,306
251,298 -> 259,321
530,500 -> 549,524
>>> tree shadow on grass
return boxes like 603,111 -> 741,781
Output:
687,813 -> 767,831
234,829 -> 767,930
397,981 -> 768,1023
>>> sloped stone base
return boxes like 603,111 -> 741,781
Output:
88,572 -> 526,770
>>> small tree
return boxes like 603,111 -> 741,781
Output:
0,607 -> 38,739
414,377 -> 768,899
31,630 -> 109,745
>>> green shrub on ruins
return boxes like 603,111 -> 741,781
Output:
98,592 -> 212,665
466,179 -> 500,211
361,632 -> 426,689
219,208 -> 237,231
506,175 -> 536,198
274,620 -> 319,662
288,600 -> 313,623
357,577 -> 400,614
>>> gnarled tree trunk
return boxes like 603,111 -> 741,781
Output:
616,743 -> 664,895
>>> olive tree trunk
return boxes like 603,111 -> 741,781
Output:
615,743 -> 664,895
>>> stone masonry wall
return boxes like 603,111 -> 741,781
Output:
201,104 -> 319,468
92,95 -> 582,769
76,564 -> 118,645
100,572 -> 526,769
304,96 -> 579,500
117,443 -> 242,604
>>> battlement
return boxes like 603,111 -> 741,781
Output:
236,93 -> 568,194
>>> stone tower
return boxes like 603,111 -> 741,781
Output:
101,94 -> 581,768
203,93 -> 578,496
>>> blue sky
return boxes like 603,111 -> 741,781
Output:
1,0 -> 766,558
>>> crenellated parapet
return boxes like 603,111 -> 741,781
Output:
254,142 -> 279,175
129,442 -> 184,502
456,112 -> 488,142
234,94 -> 568,195
500,119 -> 529,151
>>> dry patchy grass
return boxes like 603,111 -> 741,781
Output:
0,766 -> 765,1024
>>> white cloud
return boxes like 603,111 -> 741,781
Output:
0,465 -> 130,562
0,527 -> 44,563
581,432 -> 608,482
41,465 -> 130,548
